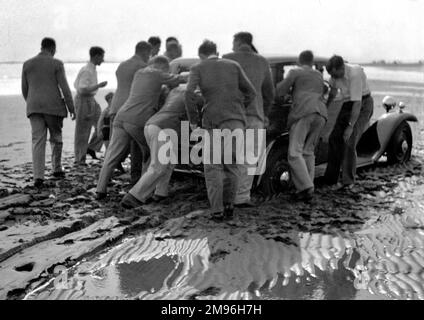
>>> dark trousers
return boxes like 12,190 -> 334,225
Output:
324,95 -> 374,185
109,114 -> 144,184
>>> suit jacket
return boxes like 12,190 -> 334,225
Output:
223,46 -> 275,122
185,57 -> 257,129
276,65 -> 327,128
114,66 -> 184,127
21,52 -> 74,118
109,55 -> 148,116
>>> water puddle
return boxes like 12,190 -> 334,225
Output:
25,214 -> 424,300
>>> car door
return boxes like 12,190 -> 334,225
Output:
267,63 -> 293,140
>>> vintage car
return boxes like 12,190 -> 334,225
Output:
169,56 -> 418,196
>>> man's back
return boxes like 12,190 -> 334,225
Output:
189,57 -> 256,128
22,53 -> 70,118
109,56 -> 147,116
223,48 -> 274,121
115,67 -> 181,126
277,66 -> 327,127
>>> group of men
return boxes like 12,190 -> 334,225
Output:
21,32 -> 373,219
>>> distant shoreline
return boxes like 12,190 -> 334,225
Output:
0,60 -> 122,64
361,63 -> 424,68
1,61 -> 423,67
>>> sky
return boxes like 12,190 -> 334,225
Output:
0,0 -> 423,63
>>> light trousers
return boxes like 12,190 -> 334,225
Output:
203,120 -> 244,213
96,120 -> 149,193
110,114 -> 143,184
74,95 -> 102,164
288,113 -> 326,192
129,124 -> 176,202
234,116 -> 265,204
29,113 -> 64,180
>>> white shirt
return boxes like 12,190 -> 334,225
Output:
330,64 -> 370,102
74,62 -> 98,96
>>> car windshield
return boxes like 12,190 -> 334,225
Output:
282,64 -> 331,81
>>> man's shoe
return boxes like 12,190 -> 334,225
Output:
293,188 -> 314,202
223,204 -> 234,220
34,179 -> 44,189
234,200 -> 256,209
151,195 -> 167,203
53,171 -> 66,179
87,149 -> 98,160
120,193 -> 145,209
211,211 -> 225,222
96,192 -> 107,201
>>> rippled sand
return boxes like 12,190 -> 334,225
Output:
22,155 -> 424,300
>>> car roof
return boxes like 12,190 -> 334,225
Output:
169,55 -> 329,71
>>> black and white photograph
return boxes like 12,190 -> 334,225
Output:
0,0 -> 424,307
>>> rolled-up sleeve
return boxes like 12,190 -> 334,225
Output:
74,70 -> 93,92
185,65 -> 201,125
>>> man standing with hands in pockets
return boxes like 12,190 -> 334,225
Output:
74,46 -> 108,165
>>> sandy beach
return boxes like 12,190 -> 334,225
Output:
0,64 -> 424,300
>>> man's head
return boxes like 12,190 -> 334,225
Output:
149,55 -> 170,73
166,42 -> 182,61
166,37 -> 179,46
198,40 -> 217,60
148,36 -> 161,56
298,50 -> 314,67
135,41 -> 152,62
89,46 -> 105,66
41,37 -> 56,56
105,92 -> 114,104
326,55 -> 345,79
233,32 -> 258,53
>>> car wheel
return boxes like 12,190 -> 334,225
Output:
386,121 -> 412,164
256,147 -> 292,196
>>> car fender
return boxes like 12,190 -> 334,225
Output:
373,112 -> 418,160
254,133 -> 289,187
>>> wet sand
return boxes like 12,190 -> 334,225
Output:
0,90 -> 111,167
1,130 -> 424,300
1,69 -> 423,300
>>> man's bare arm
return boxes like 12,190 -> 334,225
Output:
326,87 -> 338,108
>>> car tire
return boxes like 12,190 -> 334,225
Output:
386,121 -> 412,164
256,146 -> 292,196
